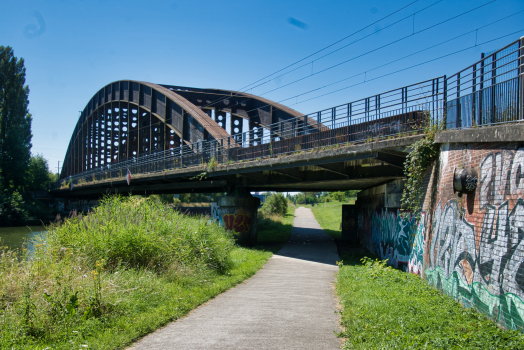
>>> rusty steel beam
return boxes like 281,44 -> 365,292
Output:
60,80 -> 306,180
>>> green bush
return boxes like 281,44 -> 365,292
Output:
48,196 -> 233,272
260,193 -> 288,217
0,190 -> 33,226
331,191 -> 346,202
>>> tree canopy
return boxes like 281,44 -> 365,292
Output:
0,46 -> 33,191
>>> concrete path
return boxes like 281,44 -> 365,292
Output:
129,207 -> 341,350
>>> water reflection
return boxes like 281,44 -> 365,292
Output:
0,226 -> 47,251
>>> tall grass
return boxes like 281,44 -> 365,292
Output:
50,196 -> 233,272
257,204 -> 295,244
0,196 -> 272,349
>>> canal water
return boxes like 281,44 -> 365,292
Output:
0,226 -> 47,251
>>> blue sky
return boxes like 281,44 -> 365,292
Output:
1,0 -> 523,173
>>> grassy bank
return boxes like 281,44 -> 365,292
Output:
336,254 -> 524,349
0,197 -> 274,349
257,204 -> 295,244
307,201 -> 350,239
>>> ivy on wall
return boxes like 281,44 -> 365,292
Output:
401,121 -> 441,221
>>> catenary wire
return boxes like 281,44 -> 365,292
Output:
257,0 -> 497,97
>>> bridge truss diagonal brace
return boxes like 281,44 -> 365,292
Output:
314,165 -> 348,178
374,151 -> 408,168
235,172 -> 267,184
270,169 -> 302,181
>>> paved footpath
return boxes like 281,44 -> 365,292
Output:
129,207 -> 341,350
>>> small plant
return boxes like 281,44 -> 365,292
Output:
190,171 -> 208,181
85,259 -> 104,318
207,156 -> 217,171
21,282 -> 36,334
361,257 -> 391,278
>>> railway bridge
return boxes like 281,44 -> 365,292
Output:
52,38 -> 523,244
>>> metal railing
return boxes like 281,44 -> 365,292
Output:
53,37 -> 523,190
445,38 -> 523,128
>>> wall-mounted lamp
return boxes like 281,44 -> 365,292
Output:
453,167 -> 478,197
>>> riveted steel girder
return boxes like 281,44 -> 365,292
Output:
60,81 -> 305,179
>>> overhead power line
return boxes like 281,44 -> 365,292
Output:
239,0 -> 423,92
246,0 -> 445,93
233,10 -> 523,118
258,0 -> 497,97
274,10 -> 524,105
286,29 -> 524,109
198,0 -> 423,109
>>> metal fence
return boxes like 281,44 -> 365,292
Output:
53,37 -> 523,190
446,39 -> 523,128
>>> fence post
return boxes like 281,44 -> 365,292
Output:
304,115 -> 308,135
520,36 -> 524,121
331,107 -> 335,129
456,72 -> 461,128
479,53 -> 485,125
443,75 -> 448,129
491,52 -> 497,124
472,63 -> 477,126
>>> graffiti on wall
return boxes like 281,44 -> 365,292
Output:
408,212 -> 425,275
222,208 -> 252,234
66,199 -> 99,212
370,209 -> 420,272
426,147 -> 524,330
211,202 -> 221,222
56,199 -> 99,212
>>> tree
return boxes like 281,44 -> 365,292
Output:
0,46 -> 33,191
344,190 -> 360,199
26,154 -> 52,191
261,192 -> 288,216
331,191 -> 346,202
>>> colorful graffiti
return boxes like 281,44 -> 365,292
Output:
370,209 -> 417,272
211,203 -> 221,222
222,210 -> 252,234
426,147 -> 524,330
408,213 -> 425,275
426,198 -> 524,330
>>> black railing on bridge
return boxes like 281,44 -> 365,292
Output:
53,37 -> 523,190
446,39 -> 522,129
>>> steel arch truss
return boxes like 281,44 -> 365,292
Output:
61,80 -> 305,179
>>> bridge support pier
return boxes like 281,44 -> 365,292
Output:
218,189 -> 260,246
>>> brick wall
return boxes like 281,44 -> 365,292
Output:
424,142 -> 524,330
356,179 -> 427,274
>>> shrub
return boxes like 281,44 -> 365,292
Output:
331,191 -> 346,202
0,190 -> 33,226
260,193 -> 288,217
47,196 -> 234,272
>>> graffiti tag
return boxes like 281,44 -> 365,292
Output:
223,213 -> 252,233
